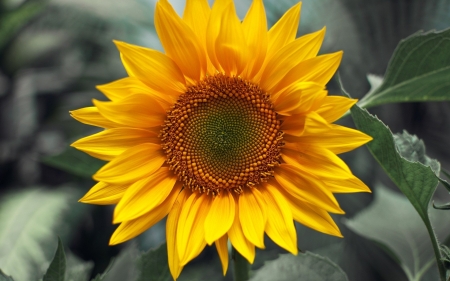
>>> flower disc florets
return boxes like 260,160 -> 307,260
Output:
160,74 -> 283,196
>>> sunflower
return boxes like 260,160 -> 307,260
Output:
71,0 -> 372,278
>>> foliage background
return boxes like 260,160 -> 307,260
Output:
1,0 -> 450,280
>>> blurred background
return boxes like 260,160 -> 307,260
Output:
1,0 -> 450,280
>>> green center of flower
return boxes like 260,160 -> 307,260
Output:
160,74 -> 283,196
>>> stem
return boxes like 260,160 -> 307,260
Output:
425,223 -> 446,281
233,247 -> 250,281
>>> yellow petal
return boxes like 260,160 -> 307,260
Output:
316,96 -> 357,123
109,182 -> 182,245
167,189 -> 190,280
261,183 -> 298,255
281,112 -> 329,138
282,144 -> 353,180
182,0 -> 215,74
323,176 -> 371,193
96,77 -> 175,106
177,192 -> 211,266
279,183 -> 343,237
79,181 -> 127,205
209,1 -> 248,76
228,203 -> 255,263
155,0 -> 206,85
261,28 -> 325,91
114,40 -> 186,96
272,51 -> 343,94
71,128 -> 159,161
238,188 -> 267,249
70,107 -> 119,129
273,82 -> 326,116
291,124 -> 373,154
93,143 -> 165,184
241,0 -> 267,80
215,234 -> 229,276
205,190 -> 235,245
275,164 -> 344,214
93,94 -> 166,128
267,2 -> 301,59
206,0 -> 232,73
113,168 -> 178,223
217,3 -> 248,76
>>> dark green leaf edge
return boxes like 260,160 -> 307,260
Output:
43,237 -> 66,281
0,269 -> 14,281
433,201 -> 450,210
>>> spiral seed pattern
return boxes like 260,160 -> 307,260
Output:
160,74 -> 283,196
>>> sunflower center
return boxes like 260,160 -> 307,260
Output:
160,74 -> 283,196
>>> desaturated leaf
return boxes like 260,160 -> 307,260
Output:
49,0 -> 152,23
65,252 -> 93,281
393,131 -> 440,175
249,252 -> 348,281
0,270 -> 14,281
136,243 -> 171,281
365,74 -> 383,96
0,188 -> 78,281
358,28 -> 450,108
177,247 -> 231,281
0,1 -> 46,52
93,244 -> 139,281
42,148 -> 104,178
345,186 -> 450,280
43,238 -> 66,281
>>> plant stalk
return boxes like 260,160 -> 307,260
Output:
425,223 -> 446,281
233,247 -> 250,281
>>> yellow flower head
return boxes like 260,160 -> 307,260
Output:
71,0 -> 372,279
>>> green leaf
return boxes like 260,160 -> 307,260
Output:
43,238 -> 66,281
249,252 -> 348,281
345,186 -> 450,281
0,188 -> 78,281
349,100 -> 445,279
136,243 -> 171,281
0,1 -> 47,52
0,270 -> 14,281
42,148 -> 104,178
358,28 -> 450,108
350,103 -> 438,228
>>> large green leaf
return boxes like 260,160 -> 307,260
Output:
358,28 -> 450,108
42,148 -> 104,178
345,186 -> 450,281
136,243 -> 171,281
349,102 -> 444,278
350,104 -> 438,230
0,188 -> 78,281
43,238 -> 66,281
249,252 -> 348,281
